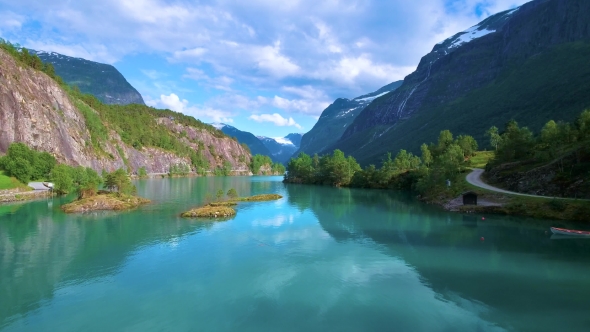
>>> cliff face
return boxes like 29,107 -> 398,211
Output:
0,49 -> 251,174
331,0 -> 590,165
31,50 -> 145,105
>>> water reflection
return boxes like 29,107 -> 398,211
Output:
1,178 -> 589,331
284,184 -> 590,332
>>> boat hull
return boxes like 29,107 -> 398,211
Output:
550,227 -> 590,237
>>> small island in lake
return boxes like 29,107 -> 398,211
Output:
181,190 -> 282,219
61,168 -> 150,213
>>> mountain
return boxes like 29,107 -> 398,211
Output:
30,50 -> 145,105
329,0 -> 590,166
258,134 -> 303,164
296,81 -> 402,157
0,46 -> 251,174
213,123 -> 273,157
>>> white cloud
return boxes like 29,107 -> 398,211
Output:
249,113 -> 302,129
184,68 -> 234,91
0,11 -> 24,30
272,96 -> 330,116
150,93 -> 234,123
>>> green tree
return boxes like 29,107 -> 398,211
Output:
216,189 -> 224,201
51,164 -> 74,194
138,166 -> 148,178
485,126 -> 502,151
227,188 -> 238,199
456,135 -> 478,157
420,143 -> 432,167
105,168 -> 136,195
5,157 -> 33,184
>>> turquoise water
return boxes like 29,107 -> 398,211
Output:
1,176 -> 590,331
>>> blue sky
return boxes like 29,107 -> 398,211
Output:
0,0 -> 528,138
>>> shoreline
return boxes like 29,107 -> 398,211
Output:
0,189 -> 53,204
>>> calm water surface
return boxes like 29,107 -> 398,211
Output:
1,176 -> 590,331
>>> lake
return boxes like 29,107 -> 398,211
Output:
1,176 -> 589,331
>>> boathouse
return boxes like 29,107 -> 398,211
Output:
462,191 -> 478,206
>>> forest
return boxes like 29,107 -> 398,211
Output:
285,109 -> 590,199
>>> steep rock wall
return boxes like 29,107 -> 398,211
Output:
0,50 -> 251,174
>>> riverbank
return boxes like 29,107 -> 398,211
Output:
0,189 -> 52,203
430,170 -> 590,221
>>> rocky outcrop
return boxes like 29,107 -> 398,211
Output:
0,49 -> 251,174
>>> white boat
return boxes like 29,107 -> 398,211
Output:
550,227 -> 590,237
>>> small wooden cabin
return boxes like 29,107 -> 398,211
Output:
462,191 -> 478,206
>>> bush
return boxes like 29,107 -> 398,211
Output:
51,164 -> 74,194
227,188 -> 238,199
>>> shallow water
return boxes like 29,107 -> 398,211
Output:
1,176 -> 589,331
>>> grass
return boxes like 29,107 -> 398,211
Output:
0,171 -> 28,190
61,193 -> 150,213
181,205 -> 236,219
233,194 -> 283,202
469,151 -> 495,168
435,169 -> 590,221
181,193 -> 282,219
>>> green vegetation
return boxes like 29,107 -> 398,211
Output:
169,163 -> 190,177
226,188 -> 238,199
104,168 -> 136,196
483,109 -> 590,198
233,194 -> 283,202
61,193 -> 150,213
286,130 -> 478,198
0,39 -> 61,83
250,154 -> 286,175
0,143 -> 56,184
0,171 -> 28,191
181,189 -> 282,219
138,167 -> 148,178
469,151 -> 495,168
336,42 -> 590,166
1,39 -> 239,174
181,205 -> 236,219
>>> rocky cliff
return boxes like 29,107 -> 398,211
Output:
0,49 -> 251,174
331,0 -> 590,165
31,50 -> 145,105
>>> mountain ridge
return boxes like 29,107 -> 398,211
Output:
0,46 -> 251,174
329,0 -> 590,166
30,50 -> 145,106
295,80 -> 403,157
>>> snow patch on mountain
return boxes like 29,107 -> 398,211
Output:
273,137 -> 295,146
354,91 -> 389,102
448,26 -> 495,49
211,123 -> 226,130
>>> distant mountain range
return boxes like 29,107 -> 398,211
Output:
313,0 -> 590,166
30,50 -> 145,105
295,80 -> 402,157
212,123 -> 302,164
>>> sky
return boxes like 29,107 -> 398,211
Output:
0,0 -> 529,138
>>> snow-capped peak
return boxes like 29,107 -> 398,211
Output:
273,137 -> 294,146
210,123 -> 226,130
437,7 -> 519,50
